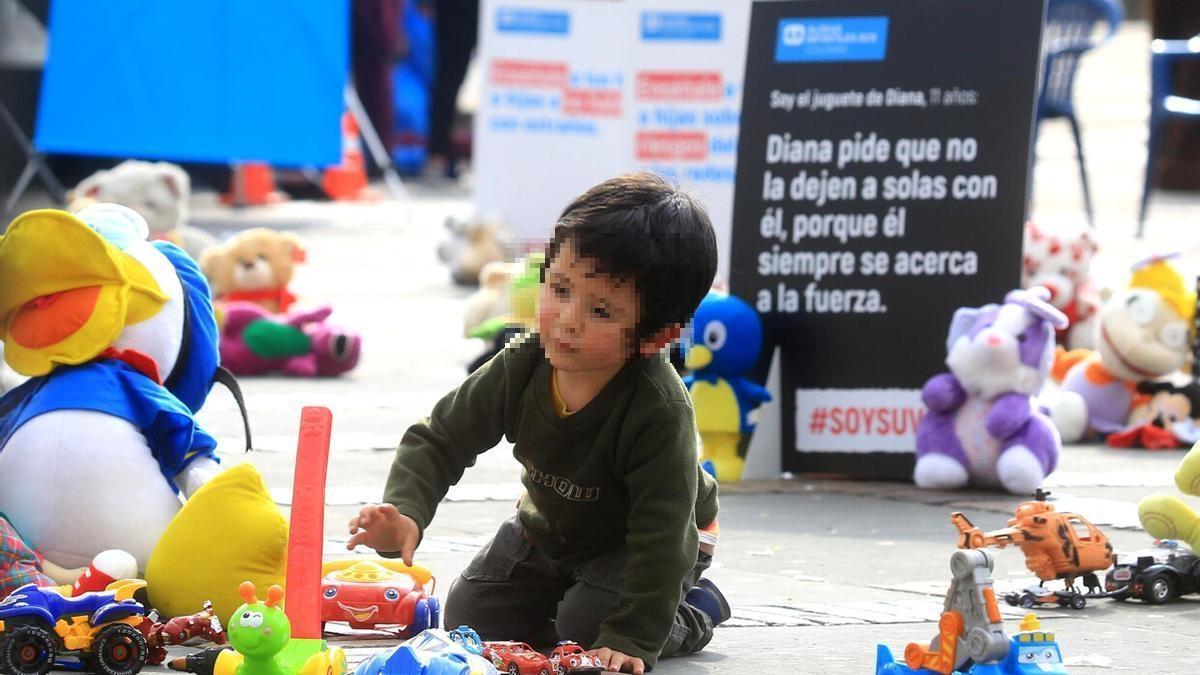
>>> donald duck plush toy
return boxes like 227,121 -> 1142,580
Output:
0,204 -> 230,572
684,291 -> 771,482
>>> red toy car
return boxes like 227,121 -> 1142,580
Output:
483,642 -> 554,675
319,559 -> 439,637
548,642 -> 603,674
483,641 -> 602,675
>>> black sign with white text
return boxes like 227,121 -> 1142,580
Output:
730,0 -> 1046,478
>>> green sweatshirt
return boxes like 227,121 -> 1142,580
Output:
382,333 -> 719,667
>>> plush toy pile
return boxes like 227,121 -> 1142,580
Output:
1049,255 -> 1194,444
914,287 -> 1068,494
200,228 -> 361,377
463,253 -> 543,373
0,204 -> 292,623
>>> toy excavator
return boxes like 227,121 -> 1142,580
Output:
903,550 -> 1009,673
951,489 -> 1116,609
875,550 -> 1071,674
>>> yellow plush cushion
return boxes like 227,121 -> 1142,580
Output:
146,463 -> 287,621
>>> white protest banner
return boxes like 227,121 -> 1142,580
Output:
628,1 -> 751,282
474,0 -> 632,245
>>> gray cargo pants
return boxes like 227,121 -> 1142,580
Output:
443,516 -> 714,661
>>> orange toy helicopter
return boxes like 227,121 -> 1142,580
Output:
951,489 -> 1115,602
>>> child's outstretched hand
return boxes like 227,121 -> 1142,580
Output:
346,504 -> 420,565
586,648 -> 644,675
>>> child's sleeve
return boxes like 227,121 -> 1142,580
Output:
594,401 -> 701,668
381,337 -> 536,543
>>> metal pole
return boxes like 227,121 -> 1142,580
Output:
0,99 -> 65,217
344,84 -> 409,201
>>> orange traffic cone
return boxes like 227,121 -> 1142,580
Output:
322,112 -> 376,201
223,162 -> 286,207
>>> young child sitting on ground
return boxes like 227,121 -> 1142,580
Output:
348,173 -> 729,673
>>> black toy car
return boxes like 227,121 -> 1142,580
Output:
1105,540 -> 1200,604
1003,585 -> 1089,610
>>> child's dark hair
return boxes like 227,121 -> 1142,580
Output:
545,172 -> 718,345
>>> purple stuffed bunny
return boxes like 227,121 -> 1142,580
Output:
914,287 -> 1068,494
219,301 -> 362,377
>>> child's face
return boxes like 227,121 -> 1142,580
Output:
538,244 -> 640,374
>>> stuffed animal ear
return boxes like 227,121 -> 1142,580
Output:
157,163 -> 190,200
945,306 -> 985,355
283,233 -> 306,263
199,246 -> 227,292
72,169 -> 109,202
1007,286 -> 1069,330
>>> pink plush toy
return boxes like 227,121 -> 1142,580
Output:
218,301 -> 361,377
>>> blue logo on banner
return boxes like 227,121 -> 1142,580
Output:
497,7 -> 569,35
641,12 -> 721,41
775,16 -> 889,62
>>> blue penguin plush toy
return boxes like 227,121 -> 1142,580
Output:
684,291 -> 771,481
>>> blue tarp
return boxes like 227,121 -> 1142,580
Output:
35,1 -> 349,167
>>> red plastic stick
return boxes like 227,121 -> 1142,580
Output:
284,406 -> 333,640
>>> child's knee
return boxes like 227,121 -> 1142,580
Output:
556,582 -> 619,645
443,575 -> 493,633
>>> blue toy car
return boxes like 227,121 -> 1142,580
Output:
0,581 -> 149,675
354,628 -> 496,675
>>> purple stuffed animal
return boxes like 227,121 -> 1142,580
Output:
219,301 -> 361,377
914,287 -> 1068,494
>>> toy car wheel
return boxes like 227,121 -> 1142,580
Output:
1019,593 -> 1036,608
556,666 -> 567,675
92,623 -> 148,675
1142,573 -> 1175,605
538,669 -> 549,675
1,624 -> 57,675
1069,594 -> 1086,610
507,663 -> 520,675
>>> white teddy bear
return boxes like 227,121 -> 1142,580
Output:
71,160 -> 218,261
1022,221 -> 1099,350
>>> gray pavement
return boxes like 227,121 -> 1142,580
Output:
8,18 -> 1200,675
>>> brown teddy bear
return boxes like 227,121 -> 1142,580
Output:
199,228 -> 306,313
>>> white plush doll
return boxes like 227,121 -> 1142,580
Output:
0,204 -> 227,571
71,160 -> 218,261
1021,221 -> 1100,350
